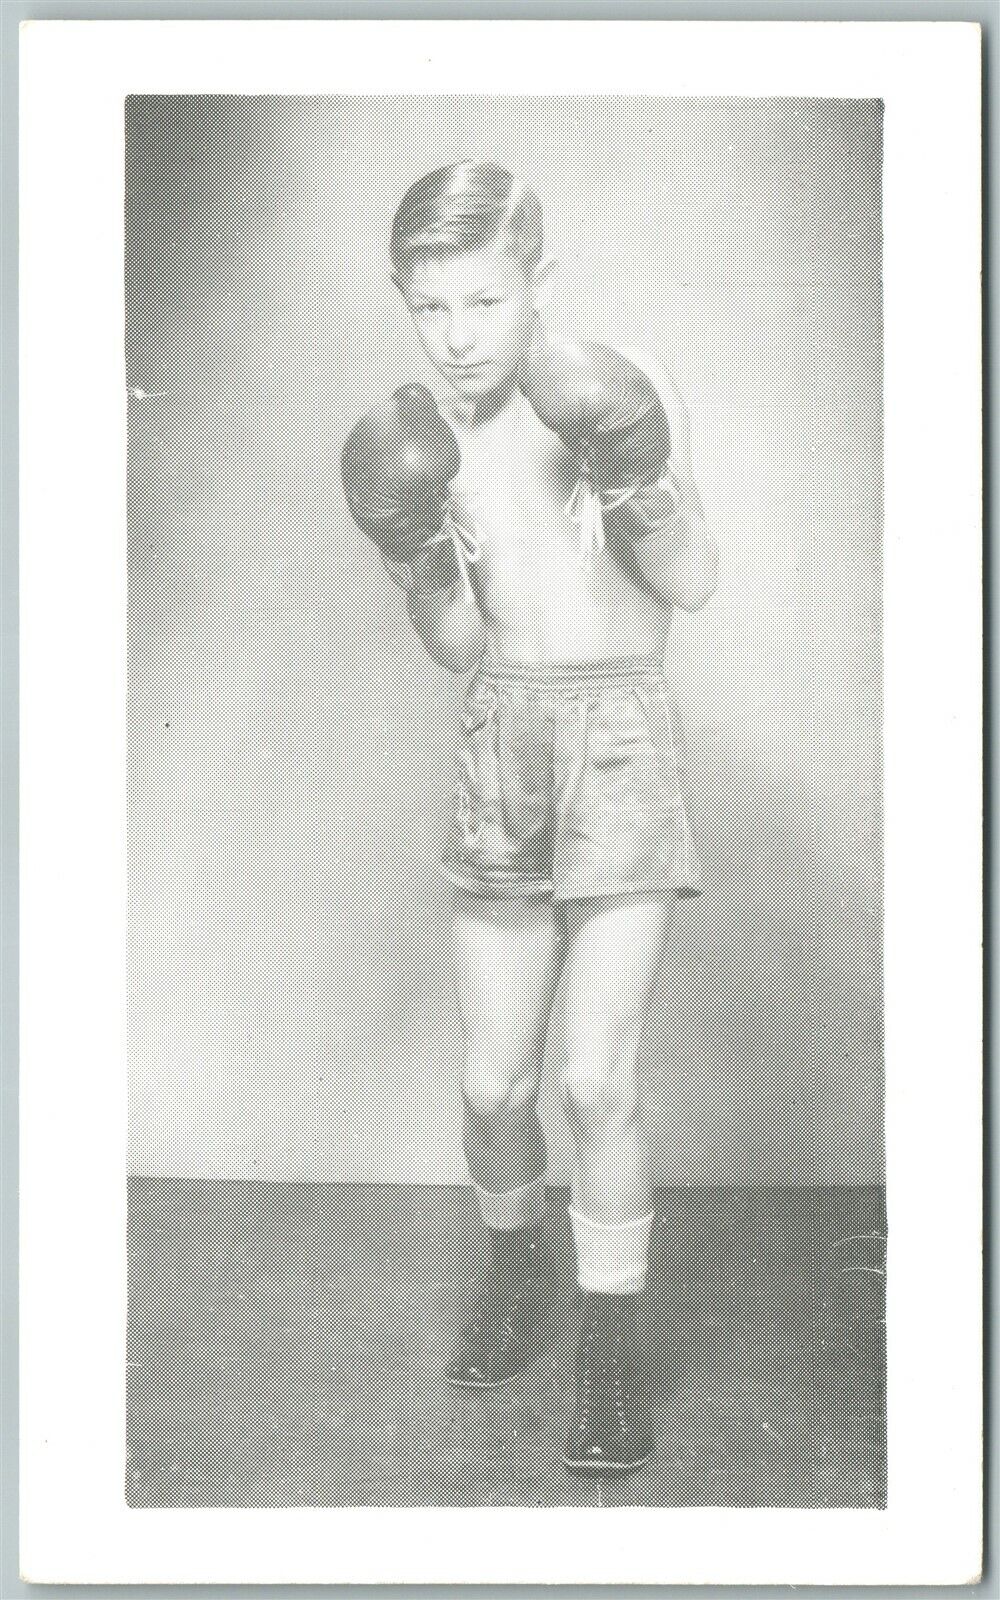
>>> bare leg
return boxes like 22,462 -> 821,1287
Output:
558,892 -> 676,1225
446,889 -> 567,1387
557,892 -> 675,1470
450,889 -> 566,1193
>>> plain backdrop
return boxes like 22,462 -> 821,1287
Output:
125,96 -> 882,1184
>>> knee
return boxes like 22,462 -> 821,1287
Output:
461,1060 -> 537,1124
559,1050 -> 640,1134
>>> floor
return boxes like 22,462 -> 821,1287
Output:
126,1179 -> 886,1508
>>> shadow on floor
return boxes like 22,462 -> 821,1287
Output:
126,1179 -> 886,1508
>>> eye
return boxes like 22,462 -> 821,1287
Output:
476,296 -> 501,308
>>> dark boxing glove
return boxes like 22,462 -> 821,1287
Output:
518,329 -> 672,561
341,383 -> 462,565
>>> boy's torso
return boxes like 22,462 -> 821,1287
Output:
433,381 -> 672,664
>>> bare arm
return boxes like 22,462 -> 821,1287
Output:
617,347 -> 719,612
380,538 -> 488,675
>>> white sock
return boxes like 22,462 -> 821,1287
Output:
569,1205 -> 655,1294
473,1175 -> 547,1231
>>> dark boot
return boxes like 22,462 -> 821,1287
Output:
446,1223 -> 553,1388
563,1291 -> 654,1474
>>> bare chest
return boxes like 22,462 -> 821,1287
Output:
435,386 -> 669,652
447,393 -> 580,561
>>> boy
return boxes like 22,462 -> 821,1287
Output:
341,162 -> 717,1475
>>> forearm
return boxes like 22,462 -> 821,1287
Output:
623,483 -> 718,613
382,542 -> 488,672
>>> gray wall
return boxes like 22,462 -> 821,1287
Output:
126,96 -> 882,1184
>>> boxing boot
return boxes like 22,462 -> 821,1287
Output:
563,1291 -> 654,1474
446,1222 -> 553,1388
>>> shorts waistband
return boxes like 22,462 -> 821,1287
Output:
478,652 -> 667,688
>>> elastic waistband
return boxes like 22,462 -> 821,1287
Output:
479,652 -> 666,687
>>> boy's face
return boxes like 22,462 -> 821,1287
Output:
397,238 -> 546,400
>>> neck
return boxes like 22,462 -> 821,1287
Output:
446,375 -> 518,428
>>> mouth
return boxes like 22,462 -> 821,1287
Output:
446,361 -> 490,377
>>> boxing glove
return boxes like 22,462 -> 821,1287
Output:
519,330 -> 671,561
341,384 -> 462,564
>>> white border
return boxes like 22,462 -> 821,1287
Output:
19,19 -> 982,1586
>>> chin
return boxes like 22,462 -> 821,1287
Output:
457,367 -> 514,400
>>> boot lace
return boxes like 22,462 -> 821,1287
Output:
578,1323 -> 632,1430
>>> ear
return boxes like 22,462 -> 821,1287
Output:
530,253 -> 558,311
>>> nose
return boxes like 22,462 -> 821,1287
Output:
445,315 -> 476,360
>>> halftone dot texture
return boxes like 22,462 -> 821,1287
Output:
126,98 -> 883,1506
127,1180 -> 885,1507
439,658 -> 704,900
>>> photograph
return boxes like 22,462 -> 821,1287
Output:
124,92 -> 885,1510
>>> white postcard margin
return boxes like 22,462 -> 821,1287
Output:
19,19 -> 982,1586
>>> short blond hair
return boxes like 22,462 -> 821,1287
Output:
390,161 -> 544,279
